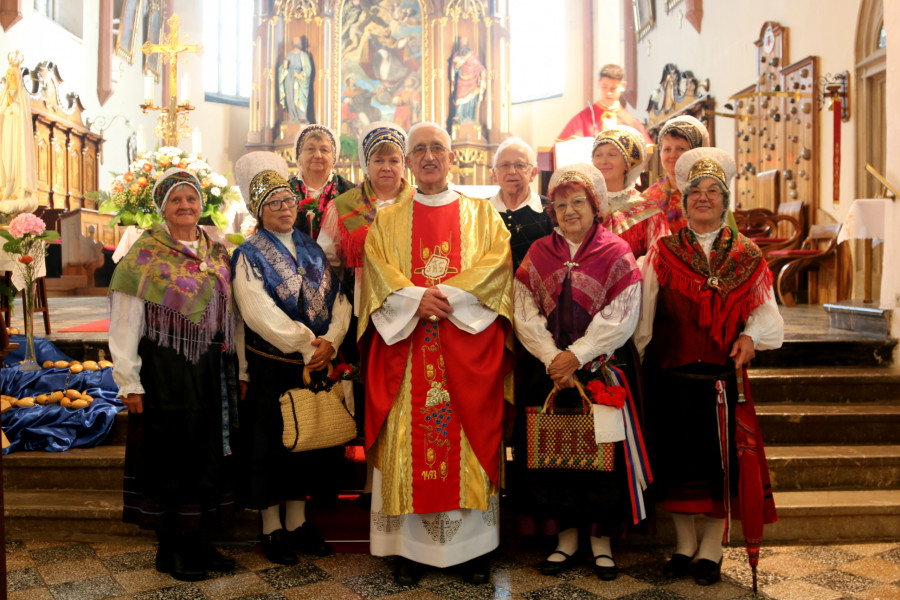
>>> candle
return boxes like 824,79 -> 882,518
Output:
136,124 -> 146,153
143,73 -> 153,104
180,74 -> 191,105
191,127 -> 202,155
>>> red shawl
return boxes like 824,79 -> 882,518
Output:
516,223 -> 641,319
653,226 -> 773,346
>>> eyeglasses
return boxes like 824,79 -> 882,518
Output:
686,188 -> 723,200
410,144 -> 448,157
263,197 -> 297,211
495,162 -> 533,172
552,197 -> 589,212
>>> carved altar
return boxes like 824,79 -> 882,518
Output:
245,0 -> 511,185
23,61 -> 104,213
644,62 -> 716,184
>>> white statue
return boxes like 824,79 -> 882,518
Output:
0,51 -> 38,214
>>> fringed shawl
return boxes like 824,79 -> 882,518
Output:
654,226 -> 773,346
232,228 -> 339,337
333,177 -> 414,268
516,223 -> 641,324
108,223 -> 234,363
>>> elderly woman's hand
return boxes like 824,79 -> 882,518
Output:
548,350 -> 580,387
730,334 -> 756,369
122,393 -> 144,414
308,337 -> 334,371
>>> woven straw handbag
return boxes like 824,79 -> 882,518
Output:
279,365 -> 357,452
525,380 -> 615,471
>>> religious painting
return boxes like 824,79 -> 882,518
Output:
664,0 -> 683,13
632,0 -> 655,41
115,0 -> 144,64
447,36 -> 486,126
338,0 -> 424,154
143,0 -> 164,81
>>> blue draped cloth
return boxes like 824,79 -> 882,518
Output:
1,336 -> 123,454
232,227 -> 339,337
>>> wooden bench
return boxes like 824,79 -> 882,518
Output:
767,223 -> 842,306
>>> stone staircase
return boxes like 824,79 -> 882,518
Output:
4,310 -> 900,545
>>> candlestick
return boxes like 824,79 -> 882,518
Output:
143,73 -> 153,104
180,73 -> 191,105
136,124 -> 146,153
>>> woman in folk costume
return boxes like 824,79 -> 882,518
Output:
634,148 -> 782,585
513,163 -> 651,581
642,115 -> 710,232
109,168 -> 238,582
232,168 -> 352,565
289,124 -> 355,238
592,125 -> 669,266
317,121 -> 414,507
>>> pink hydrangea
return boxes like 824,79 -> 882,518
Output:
8,212 -> 46,238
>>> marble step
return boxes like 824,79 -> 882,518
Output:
752,338 -> 896,368
748,367 -> 900,404
4,446 -> 125,491
763,490 -> 900,542
767,445 -> 900,491
755,404 -> 900,444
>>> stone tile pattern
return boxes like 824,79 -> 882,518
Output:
7,539 -> 900,600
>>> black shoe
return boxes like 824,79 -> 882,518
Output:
662,553 -> 695,578
155,544 -> 173,574
693,557 -> 723,586
261,529 -> 299,565
537,550 -> 577,576
288,522 -> 332,556
593,554 -> 619,581
462,554 -> 491,584
202,541 -> 236,572
168,546 -> 206,581
394,557 -> 424,586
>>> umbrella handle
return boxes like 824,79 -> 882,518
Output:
735,366 -> 746,404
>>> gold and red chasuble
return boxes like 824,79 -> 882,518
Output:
408,201 -> 463,513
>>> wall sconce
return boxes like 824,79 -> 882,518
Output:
85,114 -> 136,164
816,71 -> 850,122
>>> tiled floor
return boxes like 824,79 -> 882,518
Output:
7,537 -> 900,600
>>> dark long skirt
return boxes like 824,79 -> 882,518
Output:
642,360 -> 739,517
236,327 -> 345,510
122,337 -> 237,532
509,348 -> 636,537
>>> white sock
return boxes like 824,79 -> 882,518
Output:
590,535 -> 614,567
672,513 -> 699,557
697,517 -> 725,563
260,505 -> 282,535
547,527 -> 578,562
284,500 -> 307,531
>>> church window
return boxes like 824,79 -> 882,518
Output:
510,0 -> 565,103
35,0 -> 83,38
877,22 -> 886,49
202,0 -> 253,106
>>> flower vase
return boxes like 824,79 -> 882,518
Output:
19,279 -> 39,371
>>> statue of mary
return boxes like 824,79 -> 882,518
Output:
0,51 -> 38,214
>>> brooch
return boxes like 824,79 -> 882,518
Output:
199,262 -> 208,272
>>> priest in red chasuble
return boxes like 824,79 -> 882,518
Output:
359,122 -> 514,586
556,64 -> 651,144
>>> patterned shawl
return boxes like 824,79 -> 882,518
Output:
653,226 -> 773,346
643,175 -> 687,232
516,222 -> 641,326
232,228 -> 339,337
289,172 -> 355,237
333,177 -> 414,268
108,223 -> 233,363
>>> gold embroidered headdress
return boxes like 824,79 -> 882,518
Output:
674,148 -> 736,196
657,114 -> 710,149
548,162 -> 609,217
592,125 -> 647,189
248,170 -> 292,218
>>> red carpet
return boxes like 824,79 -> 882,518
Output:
58,319 -> 110,333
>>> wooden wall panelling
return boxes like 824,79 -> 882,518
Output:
734,84 -> 758,210
781,55 -> 817,229
67,134 -> 84,209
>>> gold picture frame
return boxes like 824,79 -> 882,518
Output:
115,0 -> 144,64
633,0 -> 655,41
143,0 -> 164,81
